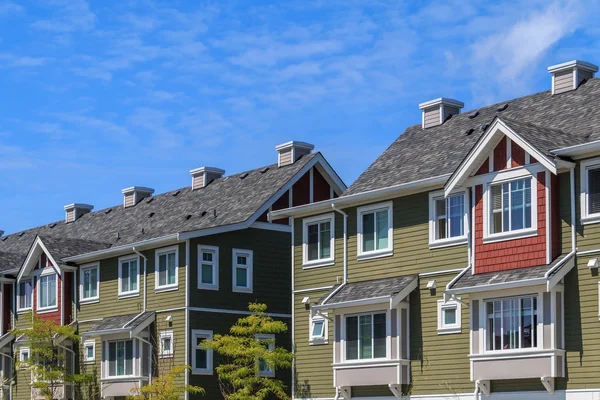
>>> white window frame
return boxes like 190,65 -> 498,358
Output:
309,312 -> 328,345
256,333 -> 275,377
191,330 -> 213,375
198,245 -> 219,290
104,339 -> 136,378
159,330 -> 174,358
80,263 -> 100,304
118,254 -> 140,298
483,175 -> 538,243
356,201 -> 393,260
428,190 -> 468,248
232,249 -> 253,293
580,157 -> 600,224
37,272 -> 58,312
155,245 -> 179,292
19,347 -> 30,363
16,278 -> 33,312
437,299 -> 461,335
302,213 -> 335,268
341,308 -> 391,363
83,340 -> 95,363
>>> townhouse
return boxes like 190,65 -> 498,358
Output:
272,60 -> 600,399
0,141 -> 345,400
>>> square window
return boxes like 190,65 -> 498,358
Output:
429,191 -> 468,247
488,177 -> 534,236
232,249 -> 253,293
107,340 -> 134,377
119,256 -> 139,296
20,348 -> 29,362
357,202 -> 393,259
302,213 -> 335,267
485,296 -> 538,351
83,340 -> 95,363
198,246 -> 219,290
156,246 -> 178,290
81,264 -> 100,302
191,330 -> 213,375
345,312 -> 387,361
159,331 -> 174,357
437,299 -> 461,335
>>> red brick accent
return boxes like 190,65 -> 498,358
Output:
474,172 -> 548,274
475,158 -> 489,175
511,141 -> 526,167
493,137 -> 507,172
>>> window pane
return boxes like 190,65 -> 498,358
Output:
122,262 -> 130,292
448,195 -> 464,237
125,341 -> 133,375
86,346 -> 93,359
130,261 -> 137,291
503,299 -> 519,350
502,183 -> 510,232
39,277 -> 47,308
167,253 -> 176,285
319,222 -> 331,259
236,267 -> 247,287
589,168 -> 600,214
109,343 -> 116,376
307,224 -> 318,261
84,270 -> 90,298
201,264 -> 213,284
491,185 -> 503,234
375,210 -> 388,250
163,337 -> 172,352
362,213 -> 375,252
237,256 -> 247,265
510,180 -> 525,230
521,298 -> 533,348
48,275 -> 56,307
91,268 -> 98,297
346,316 -> 358,360
159,254 -> 167,286
196,337 -> 207,369
436,199 -> 447,240
117,342 -> 125,376
373,313 -> 386,358
444,308 -> 456,325
359,315 -> 373,359
203,252 -> 213,262
312,320 -> 324,337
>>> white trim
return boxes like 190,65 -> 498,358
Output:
197,245 -> 219,290
294,285 -> 336,294
437,299 -> 461,335
154,245 -> 179,291
19,347 -> 30,364
80,262 -> 100,304
83,339 -> 96,363
546,170 -> 552,264
16,278 -> 33,312
159,330 -> 174,358
118,254 -> 140,297
191,329 -> 213,375
250,222 -> 292,233
579,157 -> 600,225
506,137 -> 512,169
189,307 -> 291,318
232,249 -> 253,293
309,312 -> 328,345
356,201 -> 393,259
340,309 -> 391,363
37,273 -> 58,312
302,213 -> 335,268
428,190 -> 468,248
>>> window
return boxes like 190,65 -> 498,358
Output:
38,274 -> 57,310
19,348 -> 29,363
198,245 -> 219,290
191,330 -> 213,375
17,279 -> 32,311
302,214 -> 335,267
81,264 -> 99,302
437,299 -> 461,334
429,191 -> 467,247
232,249 -> 253,293
489,178 -> 533,235
357,202 -> 393,259
119,255 -> 139,296
309,312 -> 328,345
485,296 -> 537,351
256,334 -> 275,377
156,246 -> 178,290
159,331 -> 174,358
83,340 -> 95,363
107,340 -> 134,377
345,312 -> 386,360
581,158 -> 600,224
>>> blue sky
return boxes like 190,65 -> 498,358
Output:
1,0 -> 599,234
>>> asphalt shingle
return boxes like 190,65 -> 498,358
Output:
320,275 -> 418,305
86,312 -> 154,332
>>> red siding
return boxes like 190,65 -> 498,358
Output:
511,141 -> 526,167
475,158 -> 489,175
474,172 -> 548,274
493,137 -> 507,172
63,271 -> 73,325
32,260 -> 62,325
292,172 -> 310,207
551,174 -> 560,259
271,190 -> 291,225
313,168 -> 332,202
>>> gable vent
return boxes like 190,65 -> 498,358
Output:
64,203 -> 94,223
276,141 -> 314,167
190,167 -> 225,190
419,98 -> 464,129
122,187 -> 154,208
548,60 -> 598,95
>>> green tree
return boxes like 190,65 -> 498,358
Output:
126,365 -> 204,400
203,303 -> 294,400
12,312 -> 93,400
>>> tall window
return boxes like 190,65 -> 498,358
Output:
81,264 -> 99,301
232,249 -> 253,293
357,202 -> 393,257
198,246 -> 219,290
156,246 -> 178,290
256,334 -> 275,377
581,159 -> 600,223
191,330 -> 213,375
490,178 -> 532,234
303,214 -> 335,266
587,167 -> 600,215
38,274 -> 57,310
486,296 -> 537,351
430,192 -> 466,245
17,279 -> 32,311
119,256 -> 139,296
346,312 -> 386,360
107,340 -> 133,377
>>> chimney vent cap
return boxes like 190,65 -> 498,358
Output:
121,186 -> 155,195
64,203 -> 94,212
275,141 -> 315,152
548,60 -> 599,73
189,166 -> 226,177
418,97 -> 464,110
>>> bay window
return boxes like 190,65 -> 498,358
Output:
156,246 -> 178,290
357,202 -> 393,258
489,178 -> 533,235
346,312 -> 386,360
38,274 -> 57,310
302,214 -> 335,267
486,296 -> 537,351
107,340 -> 133,377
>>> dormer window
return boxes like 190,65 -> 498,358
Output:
485,177 -> 536,241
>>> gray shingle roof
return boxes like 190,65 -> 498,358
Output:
0,153 -> 319,270
39,236 -> 111,266
345,78 -> 600,196
449,254 -> 570,290
320,275 -> 418,306
86,312 -> 154,333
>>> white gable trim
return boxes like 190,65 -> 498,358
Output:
17,237 -> 61,282
444,118 -> 557,196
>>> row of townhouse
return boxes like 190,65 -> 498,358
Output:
0,142 -> 346,400
271,59 -> 600,399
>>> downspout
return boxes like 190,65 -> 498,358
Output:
570,167 -> 576,252
324,204 -> 348,305
290,218 -> 295,397
132,247 -> 147,312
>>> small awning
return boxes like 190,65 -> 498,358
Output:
82,312 -> 154,339
314,275 -> 418,310
446,253 -> 575,294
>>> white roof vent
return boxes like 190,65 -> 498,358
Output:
190,167 -> 225,190
548,60 -> 598,95
418,98 -> 464,129
64,203 -> 94,223
122,187 -> 154,208
276,141 -> 314,167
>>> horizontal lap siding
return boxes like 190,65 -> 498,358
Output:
156,309 -> 186,390
554,70 -> 574,94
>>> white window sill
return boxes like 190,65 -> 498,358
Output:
118,292 -> 140,300
302,259 -> 335,269
155,285 -> 178,294
232,287 -> 253,294
159,354 -> 174,359
101,376 -> 145,382
309,339 -> 328,346
471,348 -> 563,360
429,236 -> 468,249
37,307 -> 58,314
191,370 -> 213,376
357,249 -> 393,261
17,308 -> 32,314
581,215 -> 600,225
198,285 -> 219,291
333,358 -> 398,368
83,359 -> 95,364
437,327 -> 461,335
80,298 -> 100,305
482,229 -> 537,244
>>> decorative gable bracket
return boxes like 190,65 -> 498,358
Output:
541,377 -> 555,394
475,380 -> 490,396
336,386 -> 351,400
388,384 -> 402,398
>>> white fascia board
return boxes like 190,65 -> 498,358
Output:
312,296 -> 391,311
446,277 -> 547,295
552,139 -> 600,159
17,237 -> 60,281
390,278 -> 418,308
548,60 -> 599,73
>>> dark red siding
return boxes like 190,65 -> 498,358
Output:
475,158 -> 489,175
271,190 -> 291,225
493,137 -> 507,172
2,284 -> 11,333
292,172 -> 310,207
33,258 -> 62,325
313,168 -> 332,202
63,271 -> 73,325
511,141 -> 526,167
551,174 -> 560,259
